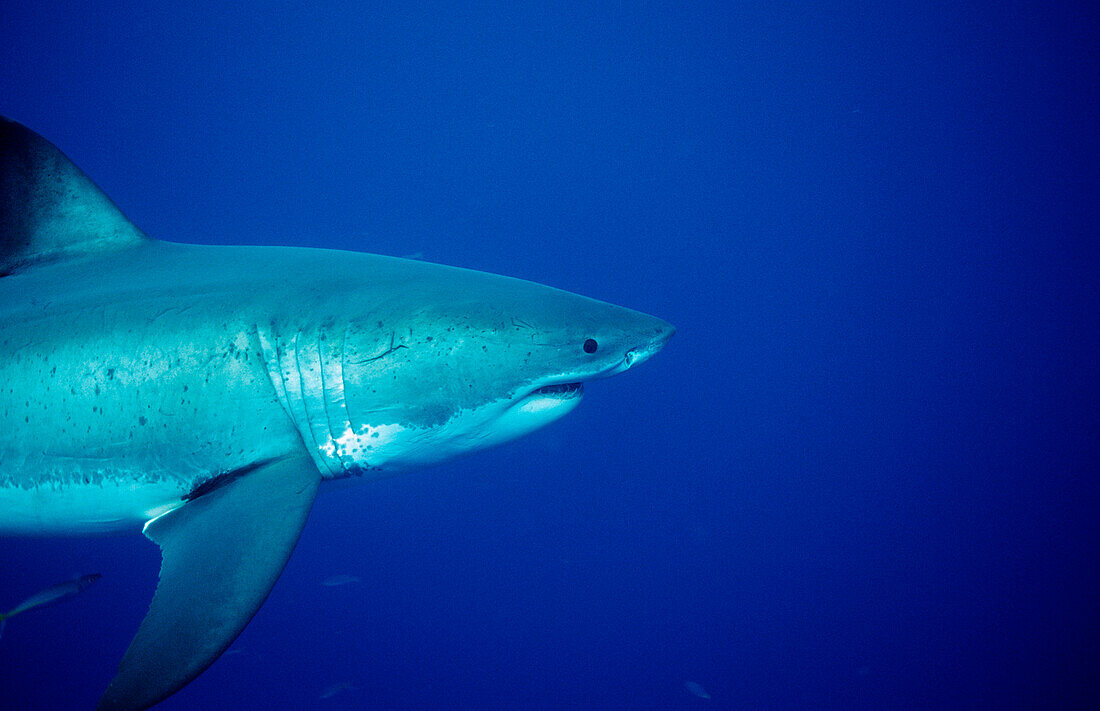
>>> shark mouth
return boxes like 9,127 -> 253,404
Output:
509,381 -> 585,417
531,382 -> 584,398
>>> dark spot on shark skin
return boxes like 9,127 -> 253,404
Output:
139,416 -> 147,426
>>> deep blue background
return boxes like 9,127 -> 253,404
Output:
2,2 -> 1097,709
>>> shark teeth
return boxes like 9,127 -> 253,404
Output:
532,382 -> 584,397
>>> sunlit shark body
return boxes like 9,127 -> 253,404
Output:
0,118 -> 673,710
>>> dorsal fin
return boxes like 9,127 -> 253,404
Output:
0,117 -> 148,276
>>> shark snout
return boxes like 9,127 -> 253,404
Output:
621,319 -> 675,372
654,319 -> 676,348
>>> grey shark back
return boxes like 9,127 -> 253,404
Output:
0,118 -> 674,710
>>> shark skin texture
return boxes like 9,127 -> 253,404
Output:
0,117 -> 674,710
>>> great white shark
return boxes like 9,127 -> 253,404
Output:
0,117 -> 674,710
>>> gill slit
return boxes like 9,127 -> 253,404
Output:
314,327 -> 334,464
330,325 -> 358,473
256,324 -> 292,420
290,330 -> 327,470
340,324 -> 359,434
317,326 -> 354,476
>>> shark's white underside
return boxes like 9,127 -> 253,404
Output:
0,478 -> 183,535
0,383 -> 584,535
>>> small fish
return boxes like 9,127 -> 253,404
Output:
684,680 -> 711,700
321,574 -> 361,587
0,573 -> 101,638
319,681 -> 356,699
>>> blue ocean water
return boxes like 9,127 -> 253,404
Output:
1,2 -> 1097,709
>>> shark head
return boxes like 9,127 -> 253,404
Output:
261,254 -> 674,478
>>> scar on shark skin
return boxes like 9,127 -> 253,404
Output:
346,331 -> 408,366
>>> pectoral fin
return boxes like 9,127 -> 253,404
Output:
96,454 -> 321,711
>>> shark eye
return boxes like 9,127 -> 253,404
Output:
583,338 -> 599,354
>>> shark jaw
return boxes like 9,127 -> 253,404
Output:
436,379 -> 587,461
498,380 -> 585,426
516,381 -> 585,412
446,345 -> 672,468
475,328 -> 674,449
332,381 -> 587,475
